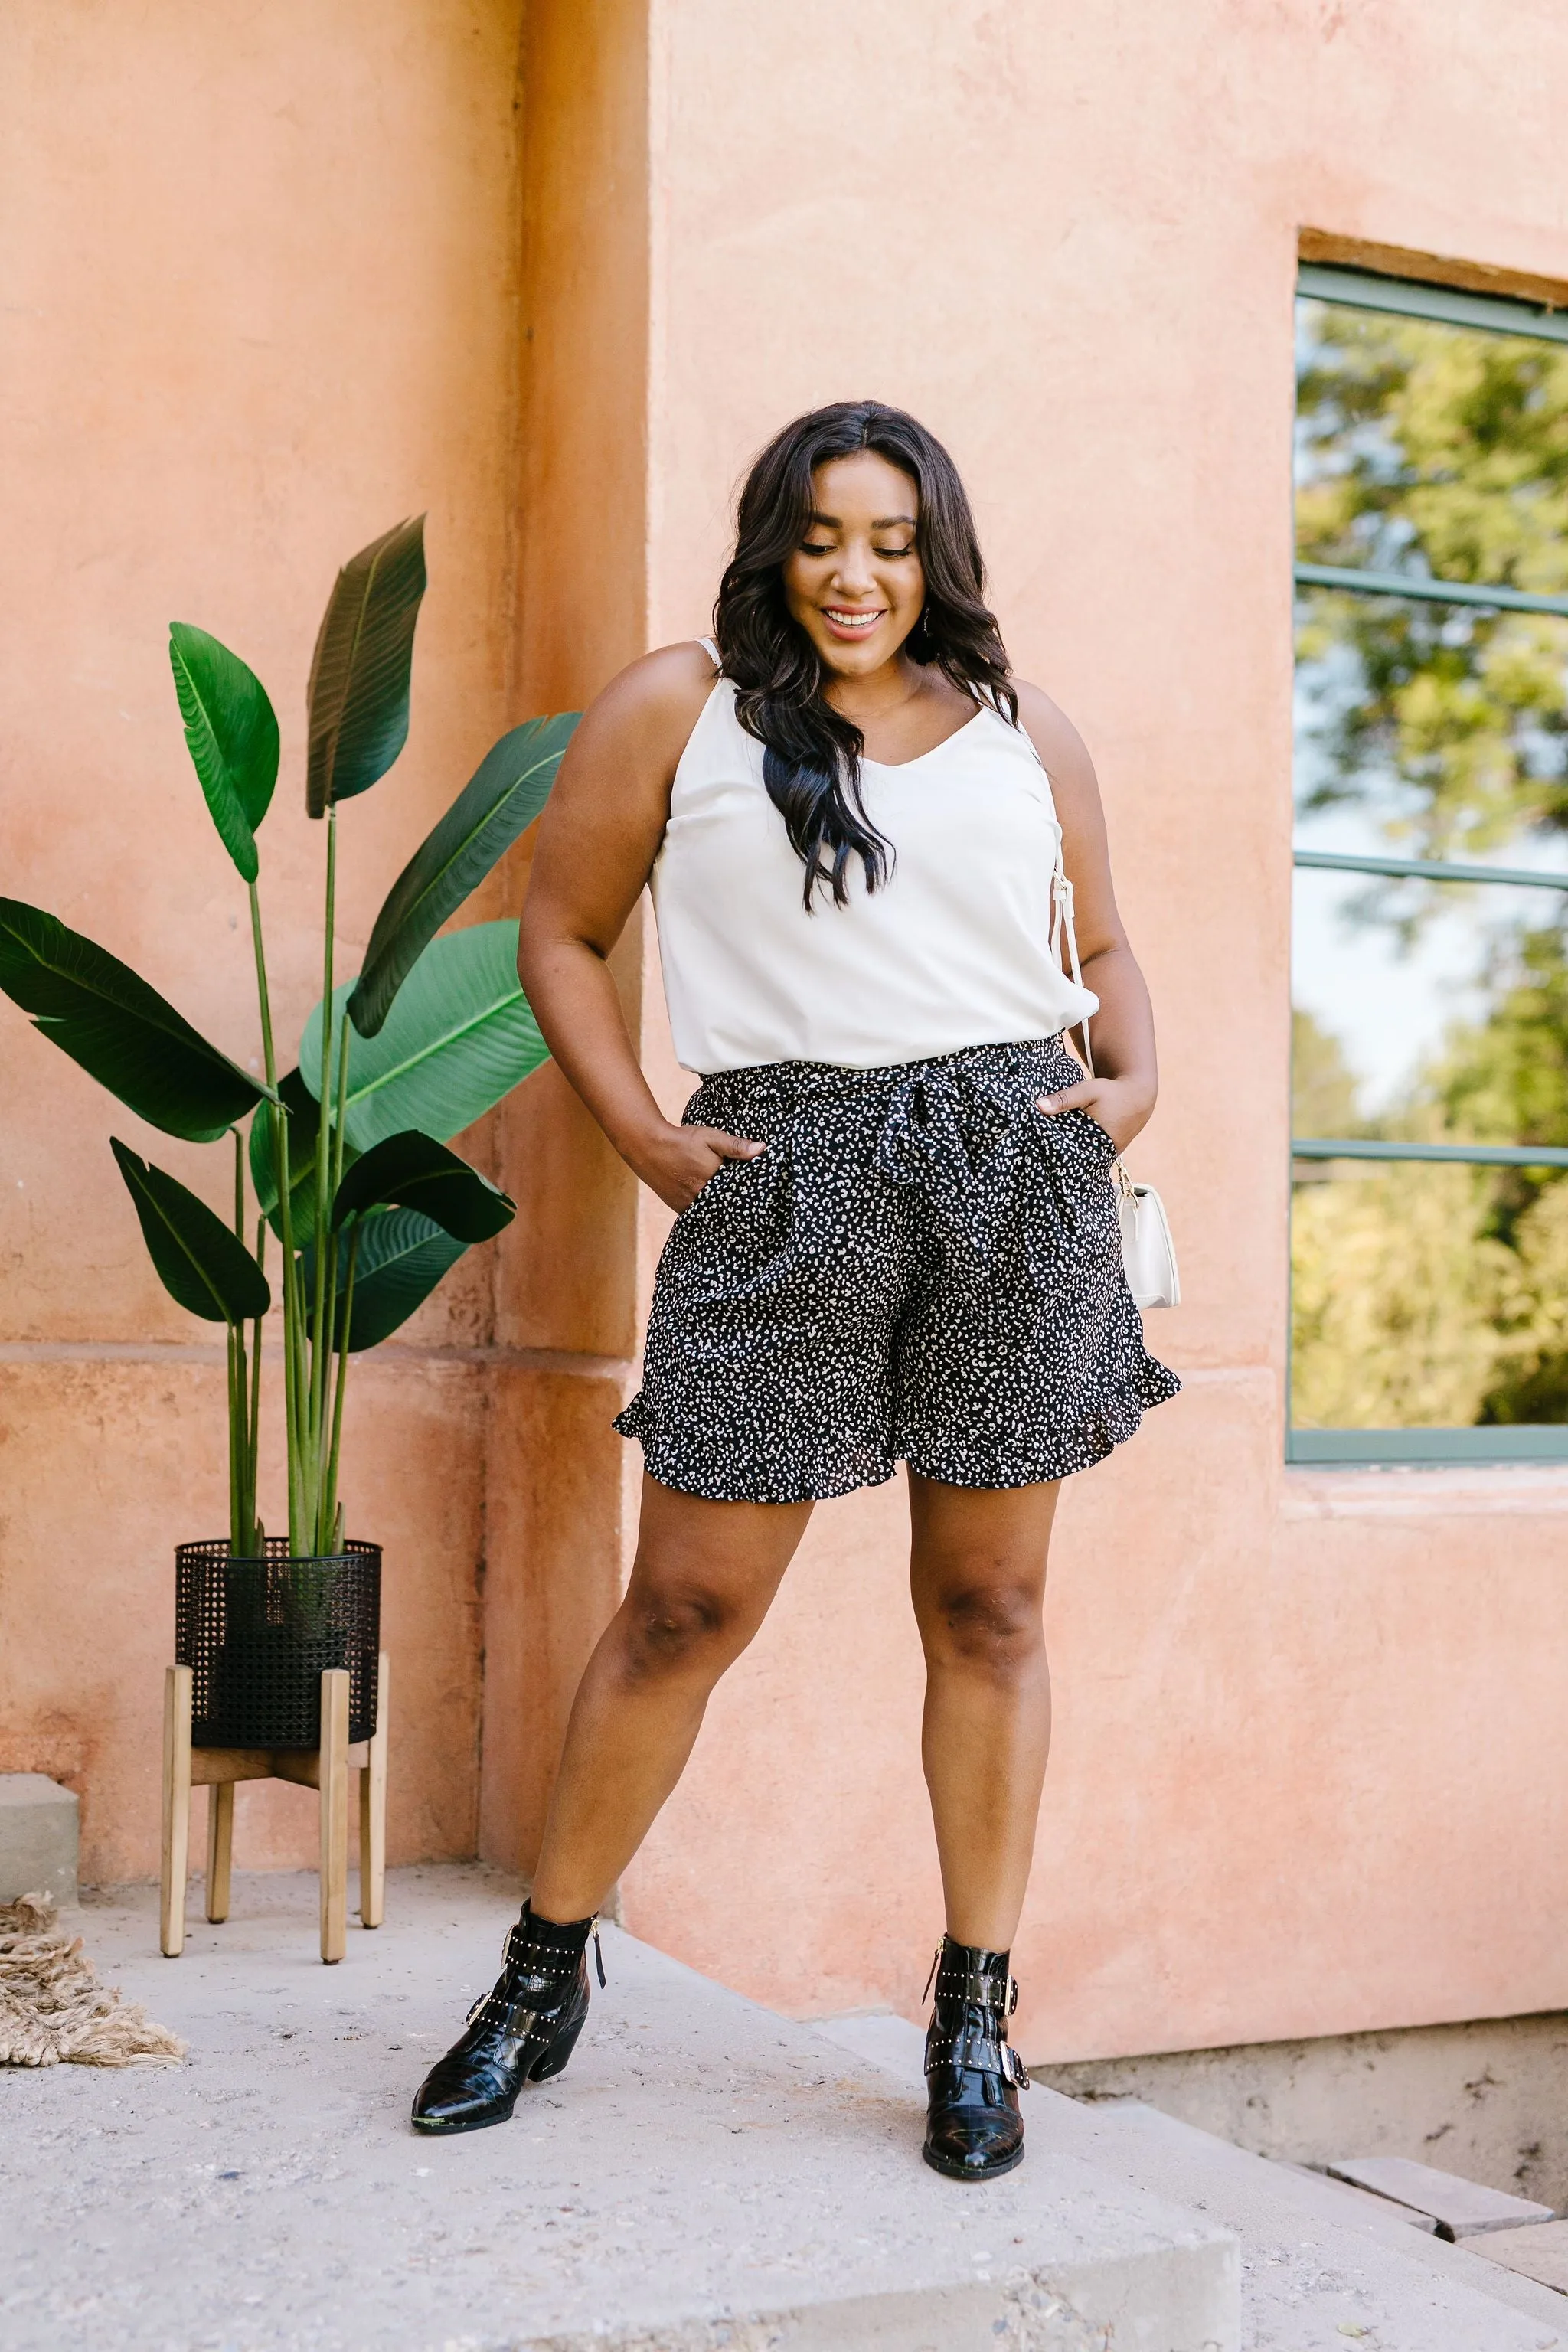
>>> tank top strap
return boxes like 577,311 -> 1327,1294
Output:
697,634 -> 720,669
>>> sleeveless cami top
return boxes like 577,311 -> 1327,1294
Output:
648,645 -> 1099,1076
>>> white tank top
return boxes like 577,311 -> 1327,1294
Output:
649,645 -> 1099,1075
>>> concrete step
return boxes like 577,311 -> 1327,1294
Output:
1,1867 -> 1237,2352
1325,2151 -> 1556,2237
0,1772 -> 78,1904
1477,2223 -> 1568,2296
817,2011 -> 1566,2351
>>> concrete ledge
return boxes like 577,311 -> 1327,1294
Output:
0,1868 -> 1238,2352
534,2275 -> 1113,2347
821,2011 -> 1566,2350
0,1774 -> 77,1906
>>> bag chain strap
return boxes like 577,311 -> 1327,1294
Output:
1050,843 -> 1137,1205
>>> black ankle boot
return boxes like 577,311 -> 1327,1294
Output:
921,1933 -> 1030,2181
410,1902 -> 604,2137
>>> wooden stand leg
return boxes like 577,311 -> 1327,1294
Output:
359,1649 -> 388,1929
206,1780 -> 234,1923
319,1668 -> 350,1965
161,1664 -> 192,1957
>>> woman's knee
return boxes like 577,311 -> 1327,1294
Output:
612,1574 -> 749,1684
921,1573 -> 1045,1675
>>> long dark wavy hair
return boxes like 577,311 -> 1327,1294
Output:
714,400 -> 1015,908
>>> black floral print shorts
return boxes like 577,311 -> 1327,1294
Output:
615,1034 -> 1181,1504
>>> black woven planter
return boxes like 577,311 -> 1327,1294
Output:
176,1539 -> 381,1750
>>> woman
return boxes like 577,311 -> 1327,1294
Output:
411,400 -> 1179,2180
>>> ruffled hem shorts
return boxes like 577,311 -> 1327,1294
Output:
616,1034 -> 1181,1504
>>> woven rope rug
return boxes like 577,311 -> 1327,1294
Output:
0,1893 -> 184,2066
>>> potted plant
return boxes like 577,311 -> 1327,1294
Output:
0,518 -> 577,1749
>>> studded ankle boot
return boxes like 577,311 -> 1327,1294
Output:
921,1932 -> 1030,2181
410,1901 -> 604,2137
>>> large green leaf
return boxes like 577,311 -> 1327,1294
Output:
299,920 -> 547,1148
248,1067 -> 361,1248
0,899 -> 266,1142
331,1130 -> 514,1240
305,516 -> 426,816
111,1138 -> 271,1325
168,623 -> 279,883
348,712 -> 580,1038
306,1207 -> 467,1351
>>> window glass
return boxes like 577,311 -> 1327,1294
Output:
1291,868 -> 1568,1145
1289,1158 -> 1566,1430
1294,588 -> 1568,864
1290,286 -> 1568,1451
1295,300 -> 1568,603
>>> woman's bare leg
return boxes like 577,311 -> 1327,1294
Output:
529,1475 -> 814,1922
908,1473 -> 1061,1952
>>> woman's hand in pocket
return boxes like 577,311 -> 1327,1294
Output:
629,1121 -> 766,1212
1036,1073 -> 1153,1155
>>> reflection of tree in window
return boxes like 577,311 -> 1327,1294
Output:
1290,282 -> 1568,1446
1296,308 -> 1568,855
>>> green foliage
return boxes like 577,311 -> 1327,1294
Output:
348,711 -> 578,1038
0,515 -> 567,1554
168,624 -> 279,883
1292,937 -> 1568,1427
305,516 -> 427,817
1421,926 -> 1568,1156
0,898 -> 266,1142
331,1130 -> 514,1241
111,1138 -> 272,1325
1292,1162 -> 1515,1427
307,1208 -> 468,1353
1291,1008 -> 1365,1138
1482,1180 -> 1568,1421
300,920 -> 547,1151
249,1067 -> 361,1250
1296,303 -> 1568,859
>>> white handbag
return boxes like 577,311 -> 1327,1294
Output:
1050,858 -> 1181,1310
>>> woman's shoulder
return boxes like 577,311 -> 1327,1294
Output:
571,639 -> 723,773
1010,678 -> 1096,795
596,638 -> 719,720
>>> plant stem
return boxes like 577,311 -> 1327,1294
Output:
308,807 -> 338,1550
248,881 -> 279,1091
224,1129 -> 242,1551
225,1128 -> 252,1553
250,880 -> 305,1553
323,1223 -> 359,1550
248,1217 -> 266,1555
314,1010 -> 353,1549
332,1009 -> 351,1194
227,1322 -> 241,1555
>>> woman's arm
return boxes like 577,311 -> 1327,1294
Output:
518,643 -> 766,1210
1014,680 -> 1158,1153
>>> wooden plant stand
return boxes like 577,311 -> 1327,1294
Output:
160,1651 -> 389,1964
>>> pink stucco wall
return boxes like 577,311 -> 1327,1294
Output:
607,0 -> 1568,2062
7,0 -> 1568,2066
0,0 -> 530,1878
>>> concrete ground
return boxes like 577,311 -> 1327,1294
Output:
1,1865 -> 1233,2352
6,1864 -> 1565,2352
825,2017 -> 1568,2352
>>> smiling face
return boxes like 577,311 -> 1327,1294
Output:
781,449 -> 926,678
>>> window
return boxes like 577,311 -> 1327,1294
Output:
1290,263 -> 1568,1463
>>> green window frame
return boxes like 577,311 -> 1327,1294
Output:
1289,263 -> 1568,1466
